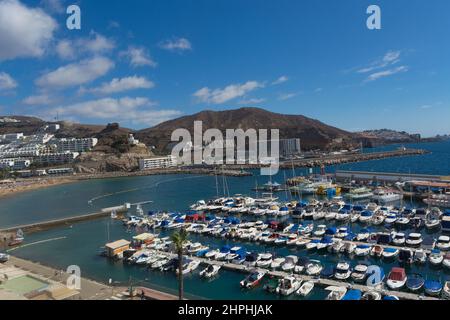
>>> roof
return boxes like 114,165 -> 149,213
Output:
106,239 -> 131,249
133,233 -> 155,241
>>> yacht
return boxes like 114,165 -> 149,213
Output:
270,257 -> 286,270
199,265 -> 221,279
334,261 -> 351,280
276,276 -> 302,296
371,188 -> 403,204
345,187 -> 373,201
256,253 -> 273,268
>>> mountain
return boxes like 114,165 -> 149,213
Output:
135,107 -> 358,153
356,129 -> 422,146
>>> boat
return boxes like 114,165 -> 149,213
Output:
392,233 -> 406,246
385,212 -> 398,224
320,266 -> 335,279
342,289 -> 362,301
295,238 -> 310,248
345,187 -> 373,201
330,240 -> 345,254
199,265 -> 221,279
399,249 -> 414,265
276,276 -> 302,296
356,229 -> 371,242
386,267 -> 407,290
361,291 -> 382,300
187,243 -> 209,254
336,209 -> 351,222
442,281 -> 450,300
342,242 -> 357,254
243,253 -> 260,268
281,255 -> 298,272
313,225 -> 327,237
0,253 -> 9,263
429,249 -> 444,266
305,260 -> 323,276
351,264 -> 368,283
205,249 -> 220,260
436,236 -> 450,251
256,253 -> 273,268
370,245 -> 384,258
316,236 -> 334,252
383,295 -> 400,300
150,257 -> 170,269
215,246 -> 231,261
325,286 -> 347,300
240,270 -> 266,289
8,229 -> 24,247
306,239 -> 320,251
424,280 -> 443,296
335,227 -> 350,239
442,210 -> 450,233
425,208 -> 442,230
414,249 -> 427,264
382,247 -> 400,259
334,261 -> 351,280
405,233 -> 423,247
270,257 -> 286,270
444,253 -> 450,269
371,211 -> 385,225
359,210 -> 374,224
225,247 -> 243,262
294,257 -> 310,274
372,188 -> 403,204
354,245 -> 371,257
296,281 -> 314,297
406,273 -> 425,292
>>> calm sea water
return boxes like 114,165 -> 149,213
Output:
1,141 -> 450,299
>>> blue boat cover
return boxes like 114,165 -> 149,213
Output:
325,227 -> 337,235
384,248 -> 398,253
342,290 -> 362,300
424,280 -> 442,291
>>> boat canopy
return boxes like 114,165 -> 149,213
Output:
353,205 -> 365,211
356,244 -> 370,249
389,268 -> 406,281
321,266 -> 335,278
321,236 -> 334,244
444,209 -> 450,216
343,204 -> 353,210
424,280 -> 443,291
384,248 -> 398,253
342,290 -> 362,301
406,274 -> 424,289
344,233 -> 356,241
298,257 -> 310,265
377,233 -> 392,244
220,245 -> 231,253
383,296 -> 399,300
361,210 -> 374,217
325,227 -> 337,235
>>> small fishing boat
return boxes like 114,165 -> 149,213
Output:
370,245 -> 384,258
442,281 -> 450,300
429,249 -> 444,266
306,239 -> 320,251
351,264 -> 368,283
334,261 -> 351,280
281,255 -> 298,272
270,257 -> 286,270
294,257 -> 310,274
256,253 -> 273,268
325,286 -> 347,300
296,280 -> 314,297
392,233 -> 406,246
436,236 -> 450,251
295,238 -> 310,248
276,276 -> 302,296
354,244 -> 371,257
424,280 -> 443,296
240,270 -> 266,289
382,247 -> 400,259
305,260 -> 323,276
200,265 -> 221,279
313,225 -> 327,237
359,211 -> 374,224
361,291 -> 382,300
406,273 -> 425,292
342,289 -> 362,301
342,242 -> 357,254
414,249 -> 427,264
406,233 -> 423,247
386,267 -> 407,290
205,249 -> 220,260
356,229 -> 371,242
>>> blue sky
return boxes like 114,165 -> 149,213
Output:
0,0 -> 449,136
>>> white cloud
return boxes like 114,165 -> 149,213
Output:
419,104 -> 432,110
358,50 -> 401,74
40,0 -> 64,13
120,46 -> 157,68
314,87 -> 323,93
22,94 -> 54,105
0,72 -> 18,90
56,32 -> 115,60
194,81 -> 264,104
159,38 -> 192,52
80,76 -> 155,95
239,98 -> 266,105
48,97 -> 182,126
366,66 -> 409,82
278,92 -> 298,101
272,76 -> 289,85
0,0 -> 57,61
36,57 -> 114,89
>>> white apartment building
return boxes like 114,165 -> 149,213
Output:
280,138 -> 302,157
34,152 -> 80,165
139,156 -> 177,170
0,133 -> 24,142
53,138 -> 98,153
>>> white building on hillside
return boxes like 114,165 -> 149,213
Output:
139,156 -> 177,170
53,138 -> 98,153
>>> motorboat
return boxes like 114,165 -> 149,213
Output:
325,286 -> 347,300
370,245 -> 384,258
199,265 -> 221,279
386,267 -> 407,290
385,212 -> 398,224
371,211 -> 385,225
204,249 -> 220,260
342,242 -> 357,254
306,239 -> 320,251
414,249 -> 427,264
356,229 -> 371,242
424,280 -> 443,296
406,273 -> 425,292
345,187 -> 373,201
361,291 -> 382,300
405,233 -> 423,247
0,253 -> 10,263
342,289 -> 362,301
429,249 -> 444,266
354,245 -> 371,257
436,236 -> 450,251
294,257 -> 310,274
442,281 -> 450,300
392,233 -> 406,246
188,243 -> 209,254
150,257 -> 170,269
359,210 -> 374,224
316,236 -> 334,252
295,238 -> 310,248
398,249 -> 414,265
444,253 -> 450,269
330,240 -> 345,254
320,266 -> 335,279
286,235 -> 299,246
313,225 -> 327,237
215,246 -> 231,261
281,255 -> 298,272
335,227 -> 350,239
256,253 -> 273,268
243,253 -> 260,268
240,270 -> 266,289
395,216 -> 411,227
382,247 -> 399,259
351,264 -> 368,283
270,257 -> 286,270
177,259 -> 201,275
276,276 -> 302,296
274,236 -> 288,246
295,281 -> 314,297
371,188 -> 403,204
305,260 -> 323,276
225,247 -> 244,262
312,210 -> 326,221
425,209 -> 442,230
335,209 -> 351,222
383,295 -> 400,300
334,261 -> 351,280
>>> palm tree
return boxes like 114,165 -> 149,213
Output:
171,228 -> 188,300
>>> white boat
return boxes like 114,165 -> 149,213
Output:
295,238 -> 310,248
443,254 -> 450,269
151,257 -> 169,269
305,240 -> 319,251
385,212 -> 398,224
270,257 -> 286,270
296,281 -> 314,297
359,211 -> 374,223
178,259 -> 201,275
276,276 -> 302,296
313,225 -> 327,237
371,212 -> 385,225
405,233 -> 423,247
334,261 -> 351,280
305,260 -> 323,276
325,211 -> 337,221
386,268 -> 407,290
382,247 -> 399,259
0,253 -> 10,263
361,291 -> 382,300
436,236 -> 450,251
225,247 -> 242,261
199,265 -> 221,278
414,249 -> 427,264
370,245 -> 384,258
351,264 -> 368,283
204,249 -> 220,260
345,187 -> 373,201
240,270 -> 266,289
356,230 -> 371,242
325,286 -> 347,300
425,208 -> 442,230
371,188 -> 403,204
392,233 -> 406,246
429,249 -> 444,266
342,242 -> 357,254
188,243 -> 209,254
313,210 -> 326,221
354,245 -> 371,257
256,253 -> 273,268
281,255 -> 298,272
330,240 -> 345,254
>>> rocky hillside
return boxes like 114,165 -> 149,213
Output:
135,107 -> 358,153
356,129 -> 421,146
